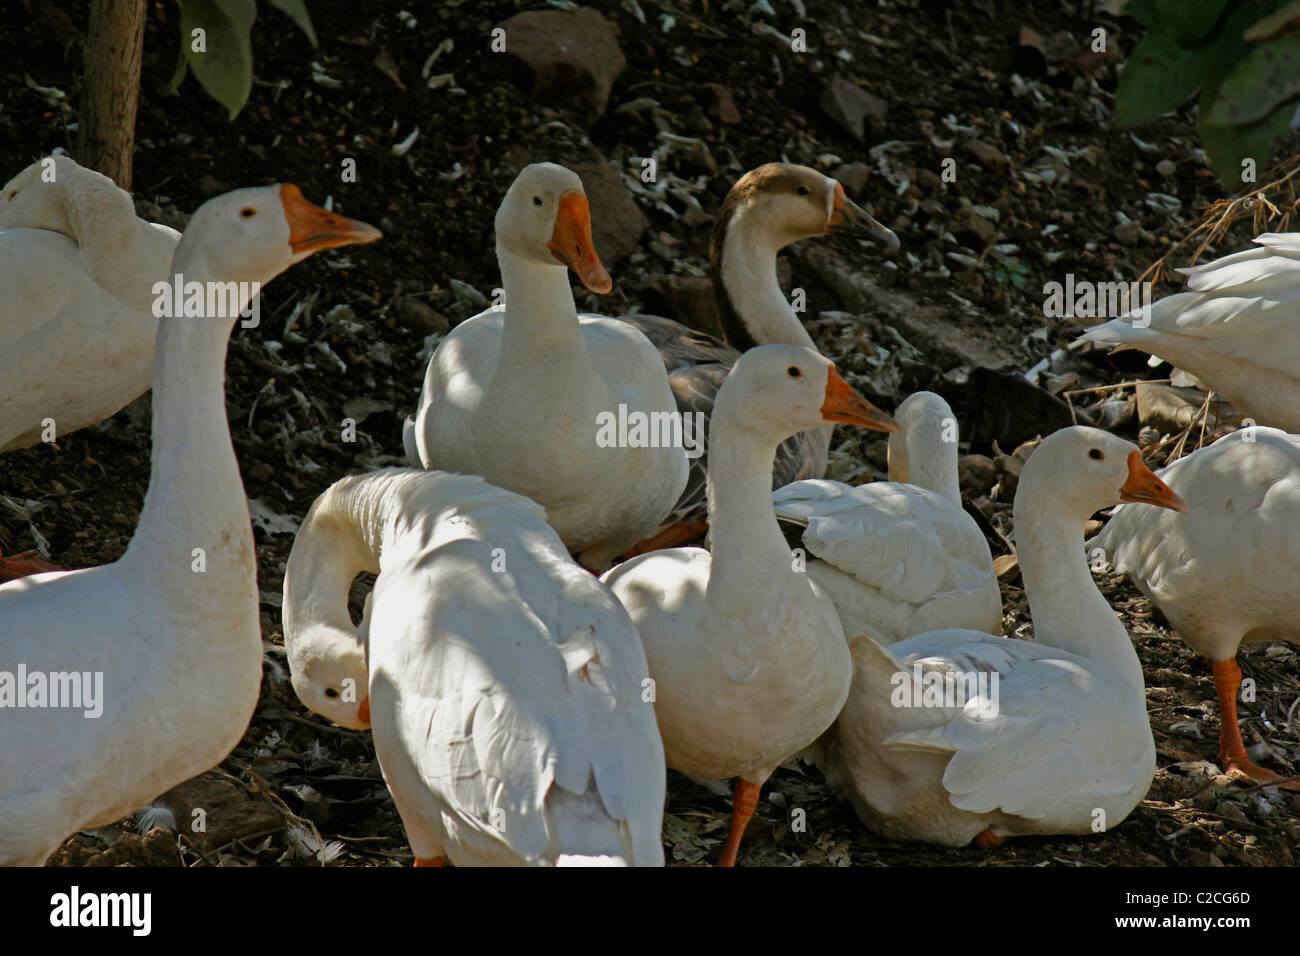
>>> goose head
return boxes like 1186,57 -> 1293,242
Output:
495,162 -> 611,293
712,163 -> 898,255
0,155 -> 130,235
718,344 -> 899,441
288,624 -> 371,730
887,391 -> 961,502
173,184 -> 381,291
1018,426 -> 1188,522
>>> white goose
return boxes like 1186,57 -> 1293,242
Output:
282,468 -> 667,866
0,184 -> 380,866
403,163 -> 686,571
824,427 -> 1187,847
622,163 -> 899,549
0,155 -> 180,452
601,345 -> 899,865
1078,233 -> 1300,432
1091,426 -> 1300,790
772,391 -> 1001,644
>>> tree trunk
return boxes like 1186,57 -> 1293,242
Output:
78,0 -> 147,190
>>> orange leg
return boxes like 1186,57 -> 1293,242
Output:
621,522 -> 710,560
973,828 -> 1005,849
413,856 -> 444,867
715,779 -> 761,867
0,547 -> 59,582
1213,658 -> 1300,791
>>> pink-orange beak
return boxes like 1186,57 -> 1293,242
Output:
825,182 -> 899,251
821,366 -> 899,432
281,184 -> 383,254
356,697 -> 370,727
1119,451 -> 1188,513
547,190 -> 612,294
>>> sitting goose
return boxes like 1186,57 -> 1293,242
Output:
0,155 -> 180,453
823,427 -> 1187,846
403,163 -> 686,572
773,391 -> 1002,644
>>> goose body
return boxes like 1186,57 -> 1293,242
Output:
404,164 -> 686,571
283,469 -> 666,866
1078,233 -> 1300,432
0,156 -> 180,452
621,164 -> 898,535
601,345 -> 898,864
1091,426 -> 1300,788
773,392 -> 1001,644
0,185 -> 380,865
824,427 -> 1187,846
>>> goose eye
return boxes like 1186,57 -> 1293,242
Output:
240,207 -> 257,218
6,189 -> 17,201
324,687 -> 339,699
1089,448 -> 1104,460
533,196 -> 543,206
796,185 -> 810,196
788,366 -> 802,378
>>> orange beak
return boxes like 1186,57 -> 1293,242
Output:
821,366 -> 899,432
281,184 -> 383,254
1119,451 -> 1188,513
825,182 -> 899,251
547,190 -> 612,294
356,697 -> 370,727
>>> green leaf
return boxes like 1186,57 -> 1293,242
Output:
1205,30 -> 1300,125
1113,30 -> 1202,125
1198,97 -> 1294,186
1122,0 -> 1230,41
267,0 -> 317,47
172,0 -> 258,120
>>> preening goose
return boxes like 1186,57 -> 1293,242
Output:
282,468 -> 667,866
1077,233 -> 1300,432
1091,426 -> 1300,790
772,391 -> 1001,644
601,345 -> 898,866
403,163 -> 687,572
823,427 -> 1186,847
0,155 -> 180,453
0,185 -> 380,866
622,163 -> 899,548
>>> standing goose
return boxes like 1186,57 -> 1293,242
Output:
0,185 -> 380,866
1077,233 -> 1300,432
282,468 -> 667,866
622,163 -> 899,548
772,391 -> 1001,644
601,345 -> 899,866
403,163 -> 686,572
0,155 -> 180,453
824,427 -> 1187,847
1091,426 -> 1300,789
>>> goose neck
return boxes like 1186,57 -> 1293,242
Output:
704,410 -> 799,603
1013,487 -> 1144,690
716,209 -> 815,351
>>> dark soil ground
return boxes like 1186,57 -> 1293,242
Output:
2,0 -> 1297,866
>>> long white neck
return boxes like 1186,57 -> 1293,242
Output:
705,407 -> 806,607
282,473 -> 389,642
494,244 -> 596,362
717,208 -> 816,350
888,409 -> 961,504
1013,484 -> 1144,690
121,249 -> 254,594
